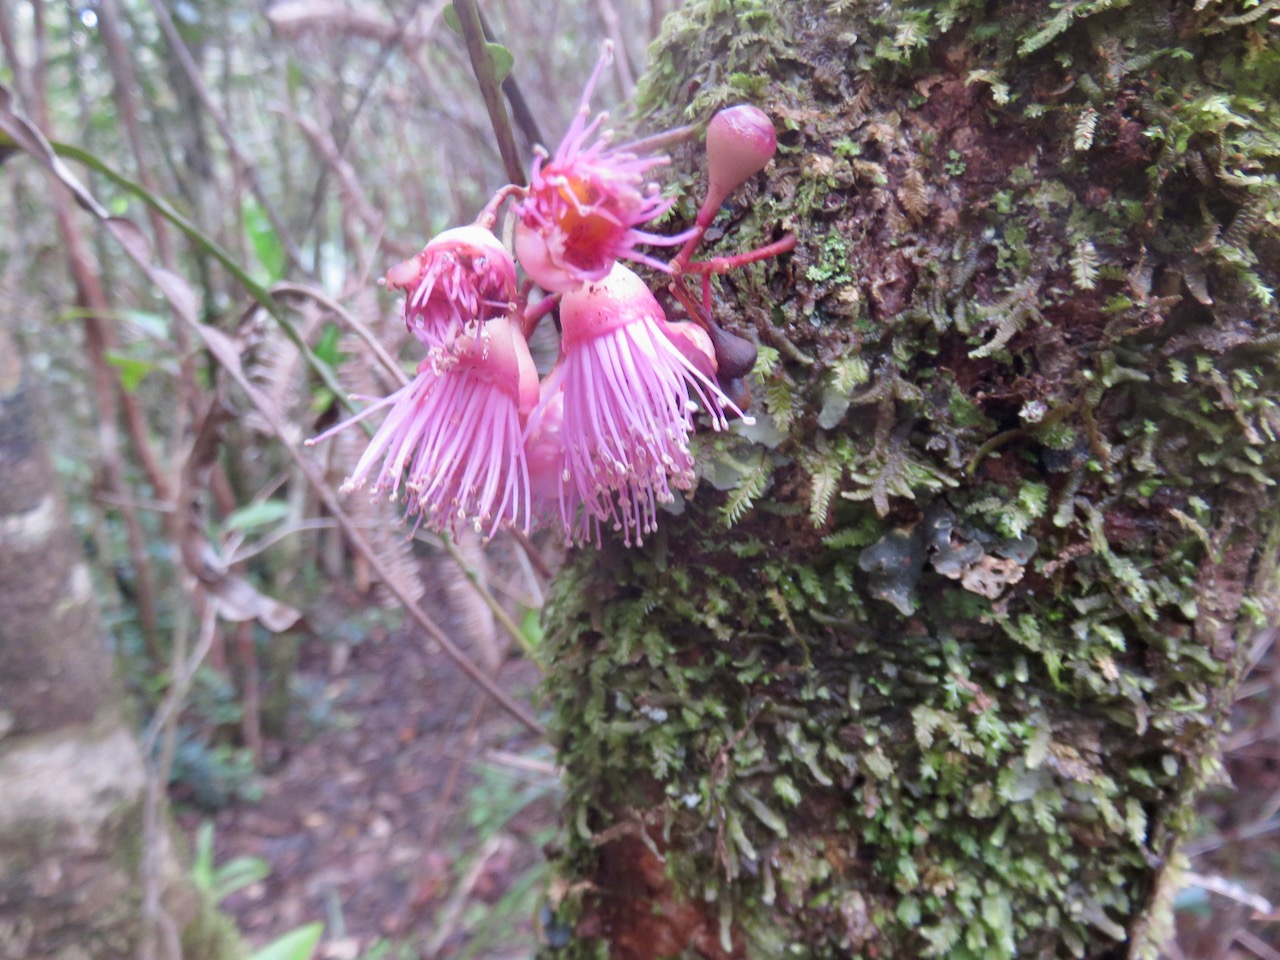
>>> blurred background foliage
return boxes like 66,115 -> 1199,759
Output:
0,0 -> 667,955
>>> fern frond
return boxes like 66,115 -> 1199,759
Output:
899,168 -> 930,220
1071,239 -> 1100,290
807,459 -> 841,528
1073,107 -> 1099,151
722,456 -> 771,527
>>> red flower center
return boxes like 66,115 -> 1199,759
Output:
552,176 -> 618,269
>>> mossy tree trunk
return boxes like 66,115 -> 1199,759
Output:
0,319 -> 239,960
539,2 -> 1280,958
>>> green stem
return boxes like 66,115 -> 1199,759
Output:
453,0 -> 525,187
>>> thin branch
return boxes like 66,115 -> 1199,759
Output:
1183,872 -> 1274,916
97,0 -> 176,269
295,0 -> 442,252
595,0 -> 635,98
227,517 -> 340,564
1236,930 -> 1280,960
272,281 -> 406,387
510,526 -> 555,581
140,601 -> 217,960
453,0 -> 525,186
27,0 -> 165,659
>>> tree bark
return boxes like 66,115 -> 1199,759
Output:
539,2 -> 1280,958
0,320 -> 239,960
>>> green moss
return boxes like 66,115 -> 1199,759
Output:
542,1 -> 1280,957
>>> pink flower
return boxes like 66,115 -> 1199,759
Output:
514,46 -> 693,293
314,315 -> 539,540
385,225 -> 517,348
527,264 -> 749,546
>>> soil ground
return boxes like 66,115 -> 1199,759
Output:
178,552 -> 555,960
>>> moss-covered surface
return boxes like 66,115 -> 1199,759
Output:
537,1 -> 1280,958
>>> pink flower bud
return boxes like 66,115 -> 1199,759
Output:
706,105 -> 777,199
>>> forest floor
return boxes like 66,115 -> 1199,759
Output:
176,577 -> 1280,960
176,551 -> 556,960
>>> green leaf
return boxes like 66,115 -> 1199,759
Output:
224,499 -> 292,532
104,351 -> 156,393
520,607 -> 544,648
443,4 -> 461,33
309,387 -> 336,415
243,198 -> 285,284
248,923 -> 324,960
190,821 -> 216,893
211,854 -> 270,904
312,322 -> 343,367
486,42 -> 514,84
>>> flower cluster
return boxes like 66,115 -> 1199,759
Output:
312,46 -> 792,548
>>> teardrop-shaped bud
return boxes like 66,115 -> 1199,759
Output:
706,322 -> 759,382
706,105 -> 777,199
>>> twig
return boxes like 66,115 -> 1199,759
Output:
268,0 -> 443,47
626,123 -> 698,156
1237,929 -> 1280,960
1183,817 -> 1280,857
227,517 -> 342,564
509,533 -> 546,608
92,492 -> 177,514
296,0 -> 444,253
424,834 -> 515,958
595,0 -> 635,97
510,527 -> 555,581
453,0 -> 526,186
482,748 -> 561,780
27,0 -> 165,661
140,602 -> 218,960
1183,872 -> 1274,916
97,0 -> 178,277
648,0 -> 668,40
234,620 -> 263,762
